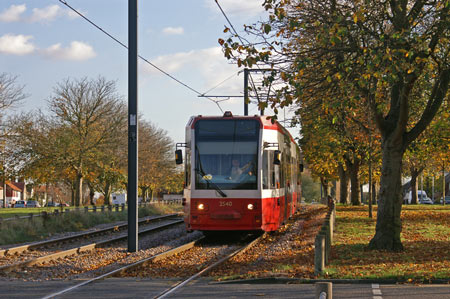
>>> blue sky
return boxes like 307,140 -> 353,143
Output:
0,0 -> 296,143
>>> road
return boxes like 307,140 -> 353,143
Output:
1,278 -> 450,298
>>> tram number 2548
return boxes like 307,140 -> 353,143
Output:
219,201 -> 232,207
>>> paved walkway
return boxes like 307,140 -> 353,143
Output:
1,278 -> 450,298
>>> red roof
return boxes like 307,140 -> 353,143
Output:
6,182 -> 22,192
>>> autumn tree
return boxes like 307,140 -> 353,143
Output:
0,73 -> 27,207
85,104 -> 127,205
0,73 -> 26,115
221,0 -> 450,250
47,77 -> 127,206
138,120 -> 177,201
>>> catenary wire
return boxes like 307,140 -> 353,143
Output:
58,0 -> 225,113
200,70 -> 242,97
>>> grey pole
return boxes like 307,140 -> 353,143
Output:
244,68 -> 249,116
128,0 -> 138,252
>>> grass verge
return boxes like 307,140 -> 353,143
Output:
0,203 -> 182,246
325,205 -> 450,282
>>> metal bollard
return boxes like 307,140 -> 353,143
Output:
65,208 -> 70,214
84,206 -> 89,213
315,282 -> 332,299
101,205 -> 105,212
28,213 -> 33,221
115,204 -> 119,212
108,205 -> 112,212
314,234 -> 325,275
93,206 -> 97,213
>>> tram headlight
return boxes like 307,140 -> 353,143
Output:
247,203 -> 254,210
198,203 -> 205,210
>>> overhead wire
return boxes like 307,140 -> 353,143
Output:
215,0 -> 276,116
200,70 -> 242,97
58,0 -> 225,113
214,0 -> 247,46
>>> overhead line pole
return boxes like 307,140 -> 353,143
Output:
244,68 -> 249,116
128,0 -> 138,253
243,68 -> 274,116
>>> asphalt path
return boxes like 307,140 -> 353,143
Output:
1,278 -> 450,298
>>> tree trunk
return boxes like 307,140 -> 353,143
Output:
338,163 -> 349,204
89,186 -> 95,206
320,177 -> 329,204
104,182 -> 112,205
372,182 -> 377,204
44,183 -> 48,205
369,143 -> 404,251
347,158 -> 361,205
409,168 -> 419,204
2,180 -> 5,208
75,173 -> 83,206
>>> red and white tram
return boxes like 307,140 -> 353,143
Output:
175,111 -> 302,233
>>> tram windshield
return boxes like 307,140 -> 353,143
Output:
194,119 -> 259,190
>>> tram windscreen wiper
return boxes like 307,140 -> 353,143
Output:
195,146 -> 227,198
194,167 -> 227,198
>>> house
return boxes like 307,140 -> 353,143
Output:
0,181 -> 24,206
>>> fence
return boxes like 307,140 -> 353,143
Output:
0,198 -> 182,224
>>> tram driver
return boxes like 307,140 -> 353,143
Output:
229,159 -> 253,181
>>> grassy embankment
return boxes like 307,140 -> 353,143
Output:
0,204 -> 183,246
326,205 -> 450,281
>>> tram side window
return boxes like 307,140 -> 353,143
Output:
263,151 -> 269,189
271,151 -> 279,189
263,150 -> 278,189
185,149 -> 191,187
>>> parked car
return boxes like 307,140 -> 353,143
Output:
46,202 -> 57,207
404,190 -> 428,204
59,203 -> 70,207
27,200 -> 41,208
14,200 -> 27,208
418,197 -> 433,204
439,196 -> 450,205
0,200 -> 11,208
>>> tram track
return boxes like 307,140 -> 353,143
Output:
0,213 -> 179,258
39,233 -> 263,299
0,215 -> 183,273
153,234 -> 263,299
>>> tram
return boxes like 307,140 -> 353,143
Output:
175,111 -> 302,233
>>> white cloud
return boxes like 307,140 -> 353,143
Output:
0,4 -> 78,23
205,0 -> 265,18
162,27 -> 184,35
42,41 -> 96,61
29,5 -> 62,23
142,47 -> 242,95
0,4 -> 26,22
0,34 -> 35,55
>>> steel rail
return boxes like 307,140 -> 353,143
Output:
154,234 -> 263,299
0,213 -> 179,257
40,237 -> 204,299
0,219 -> 184,273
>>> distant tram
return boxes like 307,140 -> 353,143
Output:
175,111 -> 302,233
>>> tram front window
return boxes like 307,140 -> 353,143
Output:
194,119 -> 259,190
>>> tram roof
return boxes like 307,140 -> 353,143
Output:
187,111 -> 296,144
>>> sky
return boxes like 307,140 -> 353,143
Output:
0,0 -> 297,143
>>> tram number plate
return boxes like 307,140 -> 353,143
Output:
219,201 -> 232,207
